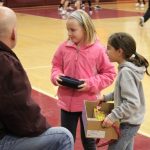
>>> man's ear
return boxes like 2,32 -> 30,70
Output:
10,27 -> 17,48
11,28 -> 16,41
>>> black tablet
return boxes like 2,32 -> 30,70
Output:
58,76 -> 84,89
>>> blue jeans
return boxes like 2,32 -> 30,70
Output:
0,127 -> 74,150
108,123 -> 140,150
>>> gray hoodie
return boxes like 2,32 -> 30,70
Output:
104,61 -> 146,125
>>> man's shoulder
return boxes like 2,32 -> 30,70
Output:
0,51 -> 22,75
0,51 -> 18,64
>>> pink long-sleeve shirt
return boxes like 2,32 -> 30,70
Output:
51,39 -> 116,112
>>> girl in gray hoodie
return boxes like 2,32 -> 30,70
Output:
99,32 -> 150,150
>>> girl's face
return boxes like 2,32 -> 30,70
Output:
66,19 -> 85,46
106,44 -> 124,64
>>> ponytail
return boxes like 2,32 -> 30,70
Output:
129,53 -> 150,76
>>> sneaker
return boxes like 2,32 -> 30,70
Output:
67,6 -> 74,11
58,7 -> 63,11
61,15 -> 67,20
140,3 -> 145,8
61,11 -> 70,20
139,17 -> 144,27
94,5 -> 101,10
61,10 -> 67,15
81,4 -> 85,10
135,3 -> 140,7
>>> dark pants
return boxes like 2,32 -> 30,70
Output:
61,109 -> 96,150
143,0 -> 150,22
137,0 -> 146,4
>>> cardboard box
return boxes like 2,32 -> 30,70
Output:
82,101 -> 119,139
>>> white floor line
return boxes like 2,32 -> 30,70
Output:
32,86 -> 58,100
33,86 -> 150,138
138,131 -> 150,138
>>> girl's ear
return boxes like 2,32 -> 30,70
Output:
118,48 -> 124,55
118,48 -> 125,58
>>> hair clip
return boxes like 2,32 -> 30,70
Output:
130,54 -> 135,58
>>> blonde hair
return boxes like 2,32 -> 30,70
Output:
68,9 -> 96,44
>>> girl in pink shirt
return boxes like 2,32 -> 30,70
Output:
51,10 -> 116,149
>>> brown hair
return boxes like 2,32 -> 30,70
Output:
108,32 -> 150,76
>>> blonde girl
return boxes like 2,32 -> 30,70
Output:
51,10 -> 116,149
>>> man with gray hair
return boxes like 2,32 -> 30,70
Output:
0,6 -> 74,150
